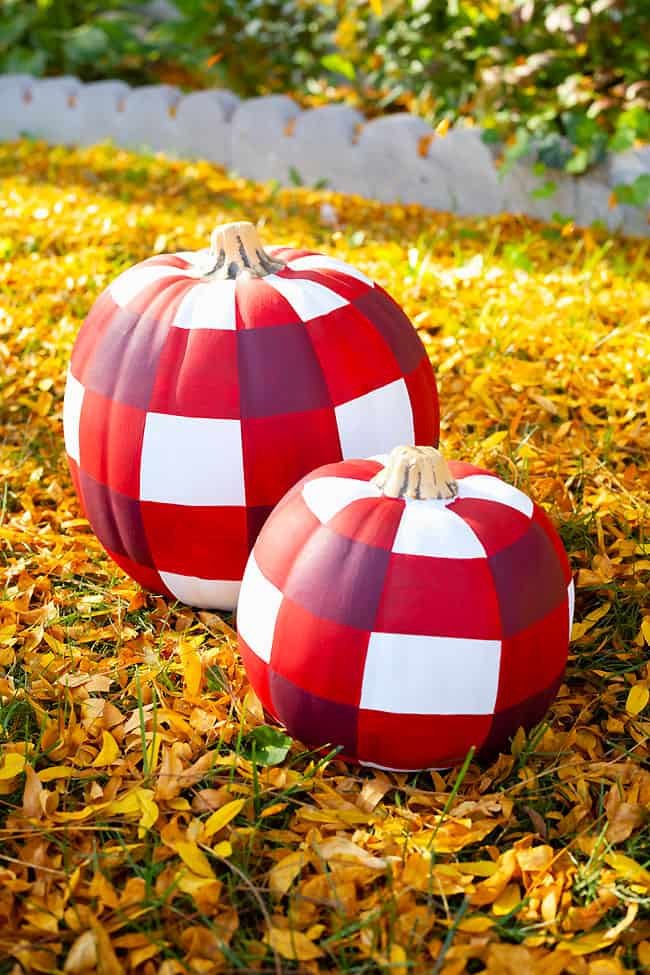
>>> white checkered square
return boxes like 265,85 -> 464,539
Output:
458,474 -> 534,518
393,502 -> 487,559
110,265 -> 187,308
287,255 -> 374,286
63,372 -> 85,464
265,273 -> 349,321
360,632 -> 502,715
237,554 -> 283,662
172,280 -> 237,330
335,378 -> 414,458
160,571 -> 240,611
140,413 -> 245,505
302,476 -> 379,524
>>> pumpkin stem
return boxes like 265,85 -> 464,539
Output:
372,445 -> 458,500
207,221 -> 285,279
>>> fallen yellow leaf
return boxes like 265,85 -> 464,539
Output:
625,683 -> 649,716
92,730 -> 120,767
571,602 -> 611,640
171,840 -> 216,879
0,752 -> 26,780
269,850 -> 308,895
203,798 -> 245,838
492,883 -> 521,916
64,930 -> 97,973
605,852 -> 650,888
265,926 -> 323,961
482,429 -> 509,451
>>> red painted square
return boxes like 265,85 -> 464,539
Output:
235,276 -> 299,329
67,458 -> 86,517
269,247 -> 316,263
149,326 -> 240,419
495,597 -> 569,710
375,553 -> 502,640
241,407 -> 341,507
141,502 -> 248,579
78,390 -> 146,498
405,355 -> 440,447
270,596 -> 370,706
450,461 -> 495,480
301,458 -> 383,486
328,496 -> 404,550
448,496 -> 531,557
278,266 -> 370,302
357,710 -> 492,770
239,637 -> 273,717
253,492 -> 321,591
306,304 -> 400,406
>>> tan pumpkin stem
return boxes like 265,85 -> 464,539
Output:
207,221 -> 285,279
372,445 -> 458,500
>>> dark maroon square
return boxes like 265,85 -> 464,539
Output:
479,675 -> 563,760
83,307 -> 168,411
71,290 -> 118,387
354,286 -> 425,374
80,471 -> 153,568
284,524 -> 390,631
489,521 -> 567,637
246,505 -> 275,551
269,670 -> 358,757
237,323 -> 331,418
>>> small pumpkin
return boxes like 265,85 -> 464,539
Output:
63,222 -> 439,610
237,445 -> 573,770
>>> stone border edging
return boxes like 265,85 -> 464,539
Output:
0,73 -> 647,237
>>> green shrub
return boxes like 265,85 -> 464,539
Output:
0,0 -> 177,83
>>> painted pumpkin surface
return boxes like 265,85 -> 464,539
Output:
237,446 -> 573,770
63,223 -> 439,610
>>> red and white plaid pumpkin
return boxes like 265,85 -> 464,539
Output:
237,446 -> 573,770
63,223 -> 439,610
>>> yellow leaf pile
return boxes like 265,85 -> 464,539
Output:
0,140 -> 648,974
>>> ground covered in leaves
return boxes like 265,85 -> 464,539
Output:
0,141 -> 648,975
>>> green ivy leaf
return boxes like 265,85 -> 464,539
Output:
246,725 -> 292,766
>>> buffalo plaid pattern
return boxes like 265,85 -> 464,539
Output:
63,247 -> 439,610
238,457 -> 573,770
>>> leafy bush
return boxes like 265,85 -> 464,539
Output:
1,0 -> 648,182
0,0 -> 177,83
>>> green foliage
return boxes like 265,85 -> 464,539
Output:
1,0 -> 648,177
0,0 -> 178,83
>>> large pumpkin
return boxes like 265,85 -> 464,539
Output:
237,445 -> 573,770
63,222 -> 439,610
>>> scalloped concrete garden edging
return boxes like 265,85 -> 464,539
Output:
1,74 -> 647,237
